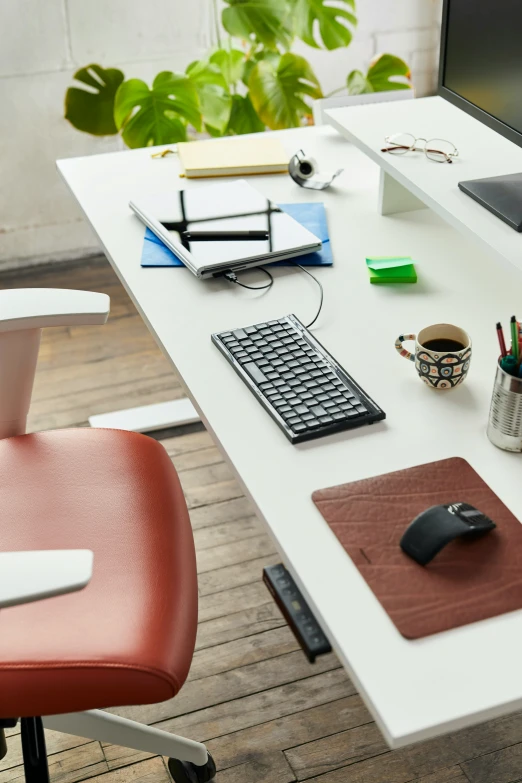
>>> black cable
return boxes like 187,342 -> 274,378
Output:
294,263 -> 324,329
224,267 -> 274,291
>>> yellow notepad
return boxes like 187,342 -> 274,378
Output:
177,136 -> 289,178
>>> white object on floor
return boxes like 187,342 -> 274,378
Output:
0,550 -> 93,609
326,95 -> 522,275
89,398 -> 200,433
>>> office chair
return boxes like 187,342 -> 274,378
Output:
0,288 -> 216,783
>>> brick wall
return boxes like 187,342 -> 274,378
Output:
0,0 -> 443,268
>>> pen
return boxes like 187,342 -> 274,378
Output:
496,321 -> 507,358
182,230 -> 269,241
511,315 -> 519,362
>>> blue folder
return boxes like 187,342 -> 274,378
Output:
140,202 -> 332,268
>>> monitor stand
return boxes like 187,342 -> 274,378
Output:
458,172 -> 522,232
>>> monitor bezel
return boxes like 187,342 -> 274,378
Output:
438,0 -> 522,149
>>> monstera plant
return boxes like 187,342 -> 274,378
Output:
64,0 -> 412,148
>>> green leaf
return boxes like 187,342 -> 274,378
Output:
114,71 -> 201,148
65,64 -> 124,135
242,49 -> 280,87
346,69 -> 372,95
248,52 -> 322,129
365,54 -> 412,92
186,59 -> 231,134
209,48 -> 245,86
294,0 -> 356,49
227,94 -> 265,134
222,0 -> 292,48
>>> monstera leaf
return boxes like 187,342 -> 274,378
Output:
227,94 -> 265,134
294,0 -> 356,49
347,54 -> 412,95
222,0 -> 292,49
248,53 -> 322,129
114,72 -> 201,148
209,48 -> 245,86
65,64 -> 124,135
186,59 -> 231,135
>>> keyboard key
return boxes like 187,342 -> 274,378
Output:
311,405 -> 328,417
332,412 -> 348,420
293,423 -> 306,432
301,392 -> 314,401
279,405 -> 292,414
295,405 -> 309,415
244,326 -> 257,334
288,416 -> 301,426
319,415 -> 334,424
280,385 -> 291,394
235,351 -> 249,362
243,362 -> 268,384
307,418 -> 321,428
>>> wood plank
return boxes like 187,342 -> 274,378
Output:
94,758 -> 169,783
413,769 -> 470,783
218,752 -> 295,783
0,731 -> 91,772
198,554 -> 281,596
206,695 -> 371,771
188,496 -> 255,531
0,742 -> 106,783
103,668 -> 350,771
195,601 -> 285,651
196,535 -> 276,574
198,580 -> 274,623
461,742 -> 522,783
284,722 -> 386,779
193,517 -> 262,553
113,649 -> 340,725
188,626 -> 300,681
301,713 -> 522,783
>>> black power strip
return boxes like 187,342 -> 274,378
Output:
263,564 -> 331,663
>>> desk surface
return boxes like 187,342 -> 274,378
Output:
326,96 -> 522,276
58,126 -> 522,748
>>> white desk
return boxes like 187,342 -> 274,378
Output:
58,126 -> 522,749
326,96 -> 522,276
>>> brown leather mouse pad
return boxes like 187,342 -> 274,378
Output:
312,457 -> 522,639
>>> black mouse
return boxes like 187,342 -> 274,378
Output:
400,502 -> 496,565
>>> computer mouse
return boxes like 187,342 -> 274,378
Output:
400,502 -> 496,566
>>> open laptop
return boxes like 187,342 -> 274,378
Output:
129,179 -> 322,279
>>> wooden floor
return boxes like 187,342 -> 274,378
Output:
1,259 -> 521,783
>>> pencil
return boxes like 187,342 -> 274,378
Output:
496,322 -> 507,357
511,315 -> 519,362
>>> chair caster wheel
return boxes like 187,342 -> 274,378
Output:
168,753 -> 216,783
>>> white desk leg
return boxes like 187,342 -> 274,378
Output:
88,398 -> 200,433
378,170 -> 427,216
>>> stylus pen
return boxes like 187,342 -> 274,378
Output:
496,321 -> 507,358
511,315 -> 519,361
182,230 -> 269,241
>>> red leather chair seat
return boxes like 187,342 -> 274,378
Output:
0,428 -> 198,718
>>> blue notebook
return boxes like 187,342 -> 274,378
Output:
140,202 -> 332,268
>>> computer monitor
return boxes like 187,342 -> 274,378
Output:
439,0 -> 522,149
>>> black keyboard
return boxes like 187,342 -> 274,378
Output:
212,315 -> 385,443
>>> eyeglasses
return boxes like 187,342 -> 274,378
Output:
381,133 -> 459,163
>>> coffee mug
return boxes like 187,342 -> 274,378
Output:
395,323 -> 472,389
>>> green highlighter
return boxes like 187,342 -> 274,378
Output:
366,256 -> 417,284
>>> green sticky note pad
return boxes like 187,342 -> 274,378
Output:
365,256 -> 417,284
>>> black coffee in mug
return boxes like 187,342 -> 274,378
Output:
422,338 -> 466,353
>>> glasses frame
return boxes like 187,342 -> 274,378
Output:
381,134 -> 459,163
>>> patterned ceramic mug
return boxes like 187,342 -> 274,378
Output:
395,323 -> 472,390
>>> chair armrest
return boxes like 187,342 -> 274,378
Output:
0,550 -> 93,609
0,289 -> 110,333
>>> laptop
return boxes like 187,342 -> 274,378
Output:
129,179 -> 322,279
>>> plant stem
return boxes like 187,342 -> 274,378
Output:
324,85 -> 347,98
212,0 -> 222,48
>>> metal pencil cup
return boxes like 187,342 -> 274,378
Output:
487,362 -> 522,451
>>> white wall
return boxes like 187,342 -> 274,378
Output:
0,0 -> 442,269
